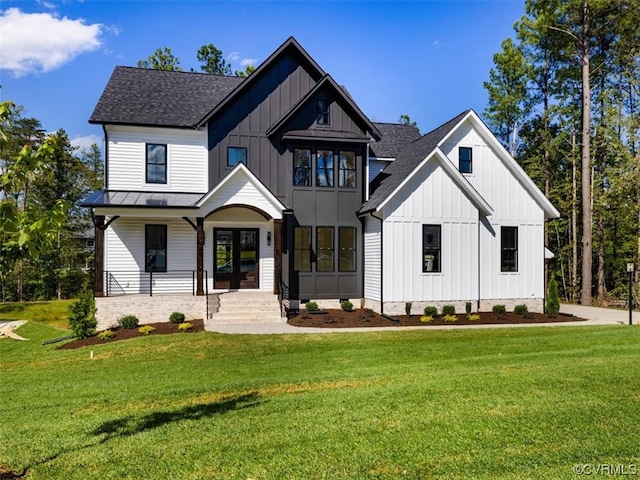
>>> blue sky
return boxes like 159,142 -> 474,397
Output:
0,0 -> 524,152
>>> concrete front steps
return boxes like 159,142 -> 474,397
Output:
208,291 -> 286,324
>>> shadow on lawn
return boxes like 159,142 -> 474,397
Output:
93,392 -> 261,441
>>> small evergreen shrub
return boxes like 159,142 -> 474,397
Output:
305,301 -> 319,312
119,315 -> 139,329
177,322 -> 192,332
514,304 -> 528,315
546,276 -> 560,315
138,325 -> 156,335
467,313 -> 481,322
442,305 -> 456,316
360,314 -> 369,322
97,329 -> 115,340
169,311 -> 185,324
492,304 -> 506,314
420,315 -> 433,323
324,315 -> 335,324
424,306 -> 438,317
340,300 -> 354,312
364,308 -> 376,318
405,302 -> 412,317
465,302 -> 472,314
67,289 -> 97,339
443,314 -> 458,323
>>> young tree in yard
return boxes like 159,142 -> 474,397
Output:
137,47 -> 183,71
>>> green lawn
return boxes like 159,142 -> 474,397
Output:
1,322 -> 639,479
0,300 -> 72,329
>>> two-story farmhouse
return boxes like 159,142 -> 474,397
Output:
83,37 -> 559,327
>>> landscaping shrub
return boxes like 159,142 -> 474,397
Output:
467,313 -> 481,321
492,304 -> 506,314
465,302 -> 472,314
420,315 -> 433,323
177,322 -> 192,332
546,276 -> 560,315
119,315 -> 139,329
138,325 -> 156,335
340,300 -> 354,312
305,301 -> 319,312
169,311 -> 185,324
67,289 -> 97,339
514,304 -> 528,315
423,306 -> 438,317
442,304 -> 456,316
405,302 -> 412,317
324,315 -> 335,324
443,314 -> 458,323
97,329 -> 115,340
364,308 -> 376,318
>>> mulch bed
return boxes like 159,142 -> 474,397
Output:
287,309 -> 585,328
57,319 -> 204,350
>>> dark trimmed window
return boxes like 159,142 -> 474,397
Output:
316,99 -> 330,125
339,151 -> 356,188
293,149 -> 311,186
422,225 -> 441,272
145,225 -> 167,272
227,146 -> 247,167
459,147 -> 472,174
316,150 -> 334,187
338,227 -> 356,272
294,227 -> 311,272
146,144 -> 167,184
501,226 -> 518,272
316,227 -> 334,272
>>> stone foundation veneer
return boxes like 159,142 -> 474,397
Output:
363,298 -> 544,316
95,294 -> 218,331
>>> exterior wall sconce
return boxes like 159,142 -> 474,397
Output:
267,231 -> 271,246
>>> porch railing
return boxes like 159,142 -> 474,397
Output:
278,276 -> 292,317
104,270 -> 208,297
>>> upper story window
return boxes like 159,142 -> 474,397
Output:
293,149 -> 311,186
146,144 -> 167,184
423,224 -> 441,273
227,146 -> 247,167
145,224 -> 167,272
459,147 -> 472,174
316,99 -> 330,125
501,226 -> 518,272
339,151 -> 356,188
316,150 -> 334,187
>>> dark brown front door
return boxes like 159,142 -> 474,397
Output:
214,229 -> 259,289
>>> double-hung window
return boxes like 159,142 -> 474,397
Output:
146,143 -> 167,184
316,150 -> 334,187
338,227 -> 356,272
422,225 -> 441,272
501,226 -> 518,272
316,227 -> 334,272
293,227 -> 311,272
293,149 -> 311,186
145,225 -> 167,272
316,99 -> 330,125
459,147 -> 472,174
339,151 -> 356,188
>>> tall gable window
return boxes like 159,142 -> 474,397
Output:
145,224 -> 167,272
338,227 -> 356,272
316,150 -> 334,187
316,227 -> 334,272
146,144 -> 167,184
339,151 -> 356,188
501,226 -> 518,272
459,147 -> 472,174
422,225 -> 441,272
227,146 -> 247,167
293,149 -> 311,186
294,227 -> 311,272
316,99 -> 330,125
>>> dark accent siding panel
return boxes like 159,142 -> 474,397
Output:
316,191 -> 337,223
337,275 -> 359,297
292,190 -> 316,221
338,191 -> 359,222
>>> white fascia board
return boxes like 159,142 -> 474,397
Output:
93,207 -> 194,218
369,156 -> 396,162
438,110 -> 560,220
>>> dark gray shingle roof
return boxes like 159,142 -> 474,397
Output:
360,110 -> 471,214
370,122 -> 422,158
89,67 -> 244,128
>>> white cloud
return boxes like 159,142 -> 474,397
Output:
0,8 -> 103,77
70,134 -> 103,153
227,51 -> 240,62
240,58 -> 258,67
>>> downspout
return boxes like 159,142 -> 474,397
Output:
371,210 -> 384,314
102,125 -> 109,190
477,212 -> 481,312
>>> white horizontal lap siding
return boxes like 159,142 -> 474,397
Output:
106,125 -> 207,192
363,216 -> 381,301
105,219 -> 143,294
382,160 -> 479,303
212,175 -> 281,219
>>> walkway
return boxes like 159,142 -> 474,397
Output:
204,304 -> 639,335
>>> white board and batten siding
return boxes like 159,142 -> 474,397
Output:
106,125 -> 208,193
441,119 -> 546,306
380,159 -> 479,309
363,216 -> 382,304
